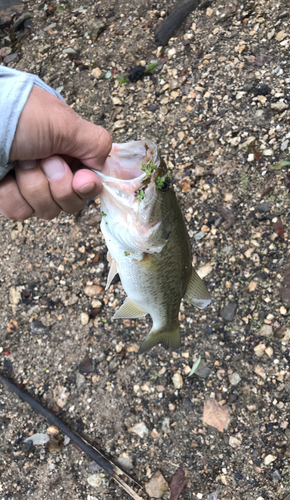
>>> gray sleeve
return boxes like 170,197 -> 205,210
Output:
0,66 -> 65,180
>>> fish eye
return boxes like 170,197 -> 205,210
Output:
161,181 -> 170,192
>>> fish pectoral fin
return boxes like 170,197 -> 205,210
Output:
105,258 -> 118,290
139,325 -> 181,354
184,267 -> 211,309
113,297 -> 147,319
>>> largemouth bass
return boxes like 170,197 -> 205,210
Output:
95,140 -> 211,354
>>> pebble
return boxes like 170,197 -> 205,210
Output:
254,343 -> 266,357
47,425 -> 59,436
194,231 -> 205,241
167,48 -> 176,58
148,104 -> 157,112
257,324 -> 273,337
161,418 -> 170,432
275,30 -> 288,42
113,120 -> 126,130
24,433 -> 50,446
84,285 -> 103,297
128,422 -> 149,438
271,101 -> 288,113
172,372 -> 183,389
229,435 -> 242,448
63,47 -> 77,55
79,354 -> 94,374
30,319 -> 50,335
116,456 -> 134,470
197,264 -> 212,278
228,373 -> 241,386
145,471 -> 169,498
248,280 -> 257,292
257,201 -> 270,212
112,97 -> 122,105
264,454 -> 277,465
76,372 -> 85,390
281,139 -> 289,151
238,136 -> 256,150
9,285 -> 22,305
87,474 -> 102,487
221,302 -> 237,322
265,346 -> 273,358
81,312 -> 89,325
254,365 -> 266,379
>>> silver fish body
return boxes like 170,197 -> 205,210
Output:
95,140 -> 211,353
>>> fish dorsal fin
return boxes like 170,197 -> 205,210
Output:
113,297 -> 147,319
139,324 -> 181,354
184,267 -> 211,309
105,257 -> 118,290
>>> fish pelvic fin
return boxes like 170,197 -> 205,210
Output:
113,297 -> 147,319
105,257 -> 118,290
139,324 -> 181,354
184,267 -> 211,309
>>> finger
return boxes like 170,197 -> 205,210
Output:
41,156 -> 86,213
15,160 -> 61,220
0,174 -> 34,220
72,123 -> 112,171
72,168 -> 103,200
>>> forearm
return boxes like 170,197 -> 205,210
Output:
0,66 -> 64,179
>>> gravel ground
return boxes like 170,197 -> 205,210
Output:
1,0 -> 290,499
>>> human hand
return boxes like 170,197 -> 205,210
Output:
0,86 -> 111,220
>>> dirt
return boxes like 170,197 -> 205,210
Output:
0,0 -> 290,499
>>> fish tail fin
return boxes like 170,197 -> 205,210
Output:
184,267 -> 211,309
139,324 -> 181,354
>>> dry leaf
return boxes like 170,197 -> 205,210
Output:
170,468 -> 187,500
7,319 -> 18,332
274,221 -> 285,239
179,176 -> 192,192
203,399 -> 230,432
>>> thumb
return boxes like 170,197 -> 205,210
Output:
63,116 -> 112,171
10,86 -> 112,170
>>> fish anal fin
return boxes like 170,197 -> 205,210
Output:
113,297 -> 147,319
184,267 -> 211,309
105,258 -> 118,290
139,325 -> 181,354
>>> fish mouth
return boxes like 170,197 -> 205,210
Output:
96,140 -> 159,196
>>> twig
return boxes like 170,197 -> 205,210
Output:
0,373 -> 144,500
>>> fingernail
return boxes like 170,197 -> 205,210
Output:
42,157 -> 65,180
19,160 -> 37,170
77,182 -> 95,194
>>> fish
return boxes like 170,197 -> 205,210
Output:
94,140 -> 211,354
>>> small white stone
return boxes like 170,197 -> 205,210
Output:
24,433 -> 50,446
91,67 -> 102,79
264,454 -> 277,465
258,324 -> 273,337
81,312 -> 89,325
87,474 -> 102,487
172,372 -> 183,389
228,373 -> 241,385
129,422 -> 149,438
281,139 -> 289,151
229,435 -> 242,448
168,48 -> 176,58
